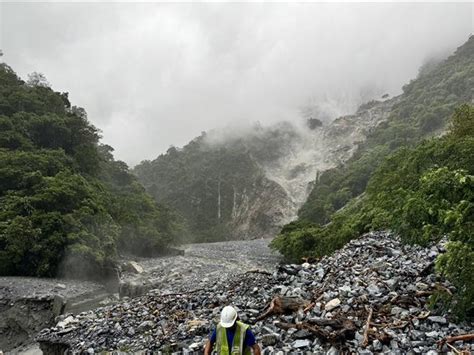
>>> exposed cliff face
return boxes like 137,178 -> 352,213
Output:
227,176 -> 294,239
259,96 -> 400,215
133,97 -> 398,242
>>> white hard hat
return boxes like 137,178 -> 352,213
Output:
220,306 -> 238,328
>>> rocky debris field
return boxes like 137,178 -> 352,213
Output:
0,277 -> 105,302
0,238 -> 279,353
119,238 -> 281,298
37,232 -> 473,354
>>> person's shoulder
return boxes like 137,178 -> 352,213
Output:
209,327 -> 217,341
244,327 -> 257,346
245,327 -> 256,337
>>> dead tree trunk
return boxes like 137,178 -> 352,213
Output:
255,296 -> 310,322
276,319 -> 356,344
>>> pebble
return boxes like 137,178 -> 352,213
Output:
261,334 -> 278,346
428,316 -> 447,324
372,339 -> 382,351
324,298 -> 341,311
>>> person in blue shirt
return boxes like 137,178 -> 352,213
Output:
204,306 -> 261,355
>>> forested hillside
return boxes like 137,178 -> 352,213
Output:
134,90 -> 398,243
0,64 -> 182,280
134,124 -> 297,242
271,37 -> 474,317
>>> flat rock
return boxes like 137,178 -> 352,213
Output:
292,339 -> 311,348
428,316 -> 447,324
324,298 -> 341,311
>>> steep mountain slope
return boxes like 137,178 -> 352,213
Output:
271,37 -> 474,317
298,35 -> 474,224
134,97 -> 398,242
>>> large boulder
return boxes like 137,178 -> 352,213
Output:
123,261 -> 144,274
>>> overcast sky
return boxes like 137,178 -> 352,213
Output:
1,2 -> 472,165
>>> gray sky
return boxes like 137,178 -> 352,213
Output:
1,2 -> 472,165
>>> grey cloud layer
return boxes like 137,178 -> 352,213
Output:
1,2 -> 472,165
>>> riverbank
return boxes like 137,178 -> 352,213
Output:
0,277 -> 111,352
1,238 -> 281,353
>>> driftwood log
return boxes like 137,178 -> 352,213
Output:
276,321 -> 328,340
275,319 -> 356,344
255,296 -> 310,322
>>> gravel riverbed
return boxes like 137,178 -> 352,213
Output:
1,238 -> 280,353
37,232 -> 474,354
119,238 -> 282,298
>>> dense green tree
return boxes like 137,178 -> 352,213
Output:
0,63 -> 183,280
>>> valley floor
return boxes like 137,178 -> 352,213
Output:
121,238 -> 282,297
37,232 -> 474,354
1,238 -> 281,354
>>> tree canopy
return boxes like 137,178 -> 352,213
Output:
0,63 -> 183,280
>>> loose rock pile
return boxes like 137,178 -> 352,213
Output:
118,238 -> 281,299
37,232 -> 473,354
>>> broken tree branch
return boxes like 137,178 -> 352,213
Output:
362,307 -> 373,347
303,302 -> 315,313
438,333 -> 474,349
275,319 -> 356,344
445,343 -> 461,355
275,321 -> 329,341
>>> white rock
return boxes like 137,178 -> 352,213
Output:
57,315 -> 75,328
338,285 -> 351,293
366,283 -> 380,295
189,343 -> 201,350
292,339 -> 311,348
124,261 -> 144,274
324,298 -> 341,311
373,339 -> 382,351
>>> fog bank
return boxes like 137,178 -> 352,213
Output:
1,2 -> 472,165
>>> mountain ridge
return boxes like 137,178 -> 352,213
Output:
133,94 -> 399,242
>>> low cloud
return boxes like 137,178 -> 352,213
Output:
1,2 -> 472,165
